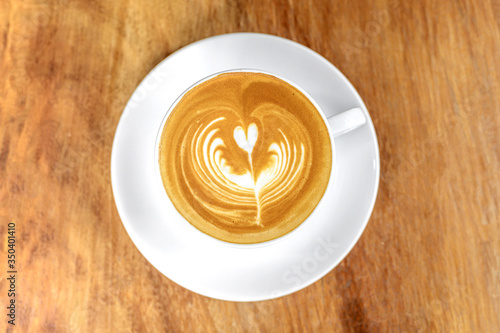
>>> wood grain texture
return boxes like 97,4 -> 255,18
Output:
0,0 -> 499,332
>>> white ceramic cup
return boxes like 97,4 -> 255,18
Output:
154,69 -> 366,247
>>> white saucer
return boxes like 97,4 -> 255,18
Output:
111,33 -> 380,302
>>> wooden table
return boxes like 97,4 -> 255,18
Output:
1,0 -> 499,331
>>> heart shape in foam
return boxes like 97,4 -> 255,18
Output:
233,123 -> 258,155
218,123 -> 281,206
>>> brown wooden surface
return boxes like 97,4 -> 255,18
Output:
1,0 -> 499,332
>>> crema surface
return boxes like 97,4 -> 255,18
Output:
159,72 -> 332,244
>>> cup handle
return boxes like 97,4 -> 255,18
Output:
327,107 -> 367,137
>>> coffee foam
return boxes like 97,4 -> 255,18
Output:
159,72 -> 332,244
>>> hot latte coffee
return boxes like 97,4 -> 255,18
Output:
159,72 -> 332,244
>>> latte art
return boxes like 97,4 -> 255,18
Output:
159,72 -> 332,244
187,115 -> 307,227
